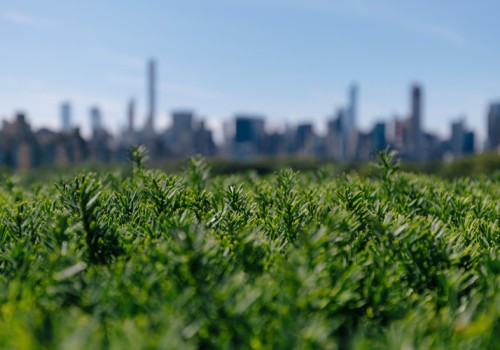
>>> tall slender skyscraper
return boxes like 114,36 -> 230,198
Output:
90,106 -> 102,135
127,98 -> 135,133
342,84 -> 358,160
346,84 -> 358,133
144,59 -> 156,133
60,101 -> 71,132
411,84 -> 422,160
487,103 -> 500,150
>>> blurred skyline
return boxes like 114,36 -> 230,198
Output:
1,0 -> 499,143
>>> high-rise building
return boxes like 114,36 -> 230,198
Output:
295,123 -> 314,150
410,84 -> 423,160
450,119 -> 475,157
325,108 -> 345,160
165,110 -> 195,157
61,102 -> 71,132
194,120 -> 217,157
392,117 -> 409,151
172,111 -> 193,134
90,107 -> 102,134
487,103 -> 500,151
450,119 -> 465,157
262,131 -> 286,156
372,122 -> 386,153
127,98 -> 135,133
234,116 -> 265,144
295,123 -> 313,153
463,131 -> 475,155
341,84 -> 359,160
144,59 -> 156,134
119,98 -> 139,158
233,115 -> 265,157
89,106 -> 112,162
346,84 -> 358,133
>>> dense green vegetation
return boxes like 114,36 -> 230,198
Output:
1,149 -> 500,349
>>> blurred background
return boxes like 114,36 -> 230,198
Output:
1,0 -> 500,169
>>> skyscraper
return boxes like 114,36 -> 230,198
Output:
295,123 -> 314,153
487,103 -> 500,151
60,102 -> 71,132
127,98 -> 135,133
342,84 -> 359,160
450,119 -> 475,157
346,84 -> 358,133
172,111 -> 193,134
234,116 -> 265,144
411,84 -> 423,160
372,122 -> 386,152
450,119 -> 465,157
90,106 -> 102,134
144,59 -> 156,134
233,115 -> 265,156
325,108 -> 345,160
463,131 -> 475,155
166,110 -> 195,157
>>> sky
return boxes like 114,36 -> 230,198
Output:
0,0 -> 499,144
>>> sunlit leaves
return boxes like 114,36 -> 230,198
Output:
0,152 -> 500,348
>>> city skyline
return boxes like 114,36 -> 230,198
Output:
1,1 -> 500,143
0,76 -> 481,170
0,67 -> 489,149
0,58 -> 487,170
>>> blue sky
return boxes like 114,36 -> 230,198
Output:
0,0 -> 499,143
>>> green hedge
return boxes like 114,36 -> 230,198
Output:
0,151 -> 500,348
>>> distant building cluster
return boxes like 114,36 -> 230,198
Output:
222,83 -> 478,162
1,58 -> 499,170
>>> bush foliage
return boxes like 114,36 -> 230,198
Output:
1,150 -> 500,349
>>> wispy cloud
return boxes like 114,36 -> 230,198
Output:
291,0 -> 373,17
419,24 -> 468,47
1,11 -> 57,29
161,82 -> 226,102
358,2 -> 471,47
104,72 -> 228,104
239,0 -> 471,47
384,15 -> 472,48
213,0 -> 374,18
89,47 -> 146,70
0,78 -> 44,89
105,73 -> 143,88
